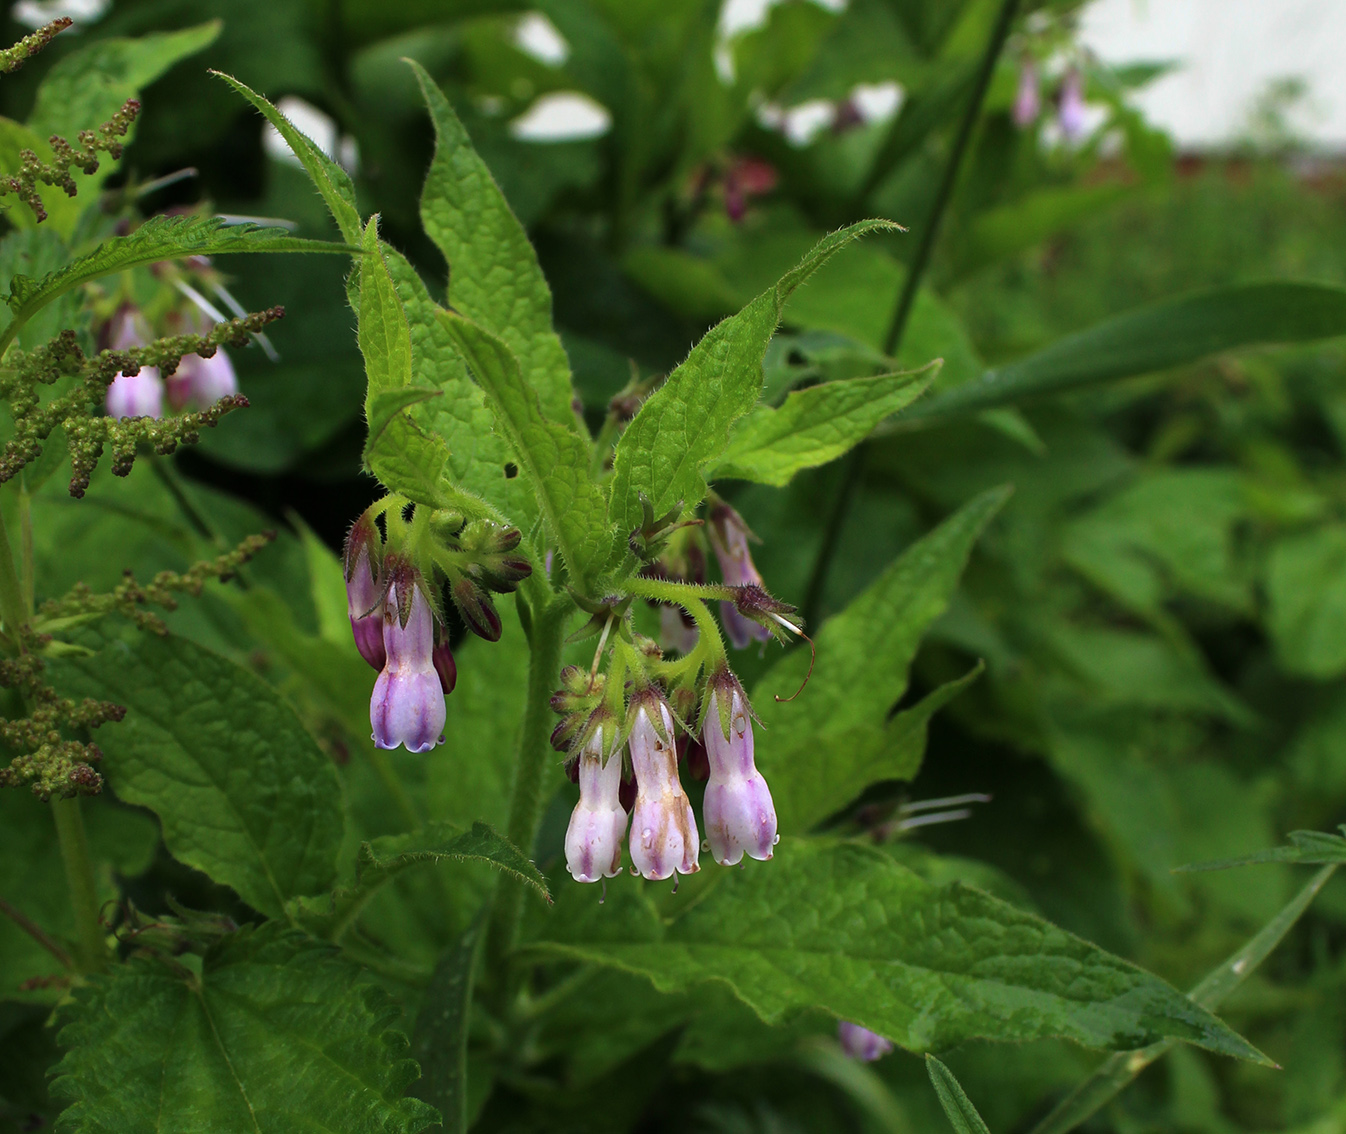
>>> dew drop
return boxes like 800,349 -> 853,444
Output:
641,827 -> 654,848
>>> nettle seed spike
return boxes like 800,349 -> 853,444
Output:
0,18 -> 72,74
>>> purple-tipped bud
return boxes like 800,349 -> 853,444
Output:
344,514 -> 386,671
167,346 -> 238,411
837,1021 -> 893,1061
371,576 -> 444,753
1013,59 -> 1040,127
707,503 -> 772,649
106,368 -> 164,420
432,637 -> 457,695
628,695 -> 699,880
452,578 -> 502,642
565,729 -> 629,883
1058,68 -> 1087,142
702,675 -> 777,865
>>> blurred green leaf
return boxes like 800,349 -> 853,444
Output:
411,915 -> 486,1133
1267,524 -> 1346,680
927,1055 -> 992,1134
1175,828 -> 1346,873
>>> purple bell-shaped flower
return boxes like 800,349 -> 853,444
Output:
1013,58 -> 1040,127
837,1021 -> 893,1061
628,693 -> 699,880
707,503 -> 772,649
565,727 -> 629,883
106,368 -> 164,420
1058,67 -> 1088,143
702,673 -> 778,865
370,569 -> 445,753
167,345 -> 238,411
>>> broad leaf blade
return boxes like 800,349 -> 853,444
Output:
713,367 -> 935,487
755,487 -> 1009,834
909,283 -> 1346,421
410,60 -> 575,424
529,840 -> 1265,1061
412,915 -> 487,1133
51,924 -> 439,1134
926,1056 -> 993,1134
439,309 -> 611,593
50,636 -> 343,920
609,219 -> 900,551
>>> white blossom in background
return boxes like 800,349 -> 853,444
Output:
513,12 -> 569,66
262,96 -> 359,174
510,92 -> 611,141
11,0 -> 106,28
850,81 -> 903,124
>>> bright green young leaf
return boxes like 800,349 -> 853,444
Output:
712,366 -> 935,486
927,1056 -> 993,1134
215,72 -> 363,244
1174,828 -> 1346,873
439,309 -> 611,593
51,924 -> 439,1134
359,218 -> 413,396
1266,524 -> 1346,679
609,219 -> 900,550
754,487 -> 1009,833
411,916 -> 486,1133
529,839 -> 1266,1061
50,635 -> 343,920
410,60 -> 576,424
907,283 -> 1346,421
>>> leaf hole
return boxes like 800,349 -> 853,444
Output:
504,463 -> 519,479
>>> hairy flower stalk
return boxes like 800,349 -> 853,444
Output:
702,672 -> 778,865
565,727 -> 628,883
627,692 -> 699,880
837,1021 -> 893,1061
707,502 -> 772,649
370,567 -> 445,753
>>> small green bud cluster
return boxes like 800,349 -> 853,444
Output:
0,649 -> 124,799
0,17 -> 73,74
0,98 -> 141,223
0,307 -> 282,496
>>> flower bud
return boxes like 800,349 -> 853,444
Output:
565,729 -> 629,883
707,503 -> 772,649
166,346 -> 238,411
106,368 -> 164,420
432,637 -> 457,695
451,577 -> 502,642
837,1021 -> 893,1061
344,513 -> 386,671
701,675 -> 777,865
371,574 -> 445,753
627,694 -> 699,880
1012,59 -> 1040,127
1058,68 -> 1087,142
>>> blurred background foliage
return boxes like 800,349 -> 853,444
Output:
3,0 -> 1346,1130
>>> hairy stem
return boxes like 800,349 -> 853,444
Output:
52,796 -> 108,973
0,505 -> 29,645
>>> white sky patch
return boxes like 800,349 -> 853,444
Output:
262,97 -> 360,174
756,99 -> 836,146
510,91 -> 612,141
11,0 -> 107,27
850,81 -> 903,123
514,12 -> 569,67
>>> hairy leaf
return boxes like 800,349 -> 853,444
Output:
754,487 -> 1009,833
1174,828 -> 1346,873
51,924 -> 439,1133
713,367 -> 934,486
439,310 -> 611,593
529,840 -> 1265,1061
410,60 -> 575,424
609,219 -> 900,555
927,1056 -> 993,1134
51,635 -> 343,920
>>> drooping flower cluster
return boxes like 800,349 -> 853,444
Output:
343,500 -> 530,752
837,1021 -> 893,1062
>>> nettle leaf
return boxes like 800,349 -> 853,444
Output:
410,60 -> 576,425
216,72 -> 363,244
50,635 -> 343,920
712,366 -> 935,487
755,487 -> 1009,834
926,1056 -> 992,1134
439,310 -> 611,594
609,219 -> 899,554
909,282 -> 1346,421
529,839 -> 1265,1061
51,924 -> 439,1134
1174,827 -> 1346,873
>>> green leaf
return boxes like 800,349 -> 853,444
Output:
1266,524 -> 1346,679
528,839 -> 1266,1061
438,310 -> 611,593
609,219 -> 900,551
358,218 -> 413,395
927,1055 -> 993,1134
1028,864 -> 1338,1134
410,60 -> 575,425
0,215 -> 348,353
51,923 -> 439,1134
411,915 -> 487,1133
908,283 -> 1346,421
214,72 -> 363,244
49,635 -> 343,921
1174,828 -> 1346,873
712,366 -> 935,486
754,487 -> 1009,834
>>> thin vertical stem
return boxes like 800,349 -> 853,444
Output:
52,796 -> 108,973
18,483 -> 33,616
0,506 -> 29,645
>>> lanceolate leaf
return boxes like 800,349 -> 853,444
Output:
1174,827 -> 1346,873
410,60 -> 575,425
755,487 -> 1010,834
907,283 -> 1346,421
712,366 -> 935,487
50,635 -> 343,920
926,1056 -> 993,1134
412,916 -> 487,1133
528,840 -> 1266,1061
51,924 -> 439,1134
439,310 -> 611,594
609,219 -> 900,557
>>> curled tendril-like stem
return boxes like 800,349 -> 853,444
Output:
772,618 -> 816,703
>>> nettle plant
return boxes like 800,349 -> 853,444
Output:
5,15 -> 1346,1134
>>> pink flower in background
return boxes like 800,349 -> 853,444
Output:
838,1021 -> 893,1061
1013,59 -> 1041,127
